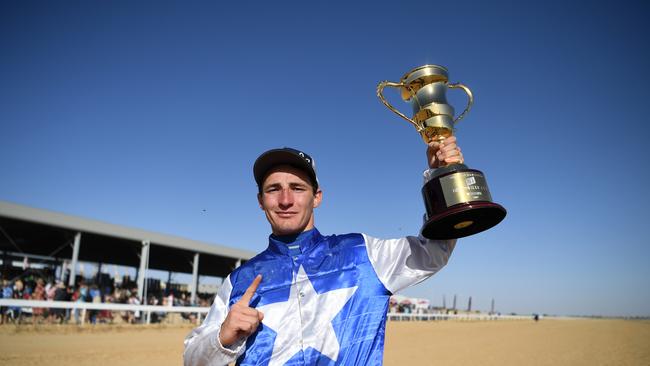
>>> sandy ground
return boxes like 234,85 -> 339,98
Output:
384,319 -> 650,366
0,319 -> 648,365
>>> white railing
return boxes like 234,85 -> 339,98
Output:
0,299 -> 210,325
386,312 -> 532,321
0,299 -> 533,325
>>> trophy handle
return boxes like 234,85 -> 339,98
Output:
448,83 -> 473,123
377,81 -> 422,132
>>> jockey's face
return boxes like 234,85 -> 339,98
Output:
258,165 -> 322,236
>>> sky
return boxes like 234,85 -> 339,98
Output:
1,0 -> 649,317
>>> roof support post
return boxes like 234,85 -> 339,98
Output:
190,253 -> 199,305
95,262 -> 103,285
1,250 -> 8,278
68,232 -> 81,288
166,270 -> 172,295
55,258 -> 62,282
137,240 -> 150,301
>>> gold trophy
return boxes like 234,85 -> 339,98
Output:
377,65 -> 506,239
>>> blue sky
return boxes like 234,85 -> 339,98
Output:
1,1 -> 649,316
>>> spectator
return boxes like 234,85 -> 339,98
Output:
51,281 -> 68,324
88,285 -> 101,324
73,282 -> 88,324
99,291 -> 114,324
12,279 -> 25,323
44,282 -> 56,323
1,279 -> 13,324
126,291 -> 141,324
31,278 -> 46,323
149,295 -> 164,323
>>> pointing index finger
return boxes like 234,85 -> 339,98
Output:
239,274 -> 262,306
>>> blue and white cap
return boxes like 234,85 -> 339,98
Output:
253,147 -> 319,189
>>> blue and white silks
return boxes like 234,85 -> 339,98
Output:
184,228 -> 455,365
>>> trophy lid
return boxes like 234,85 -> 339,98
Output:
400,65 -> 449,100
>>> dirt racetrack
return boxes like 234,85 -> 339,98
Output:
1,318 -> 648,365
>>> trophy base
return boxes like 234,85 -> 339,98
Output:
421,201 -> 506,240
421,164 -> 506,240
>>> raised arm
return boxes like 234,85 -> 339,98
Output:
365,136 -> 463,294
364,235 -> 455,294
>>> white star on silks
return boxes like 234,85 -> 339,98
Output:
256,265 -> 357,366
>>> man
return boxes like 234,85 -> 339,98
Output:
184,137 -> 463,365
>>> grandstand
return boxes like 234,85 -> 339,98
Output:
0,201 -> 254,308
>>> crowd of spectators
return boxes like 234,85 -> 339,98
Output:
0,273 -> 213,325
388,298 -> 460,315
3,274 -> 471,325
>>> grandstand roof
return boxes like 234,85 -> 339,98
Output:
0,201 -> 255,277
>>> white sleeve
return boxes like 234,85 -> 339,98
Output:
363,233 -> 456,294
183,275 -> 246,366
